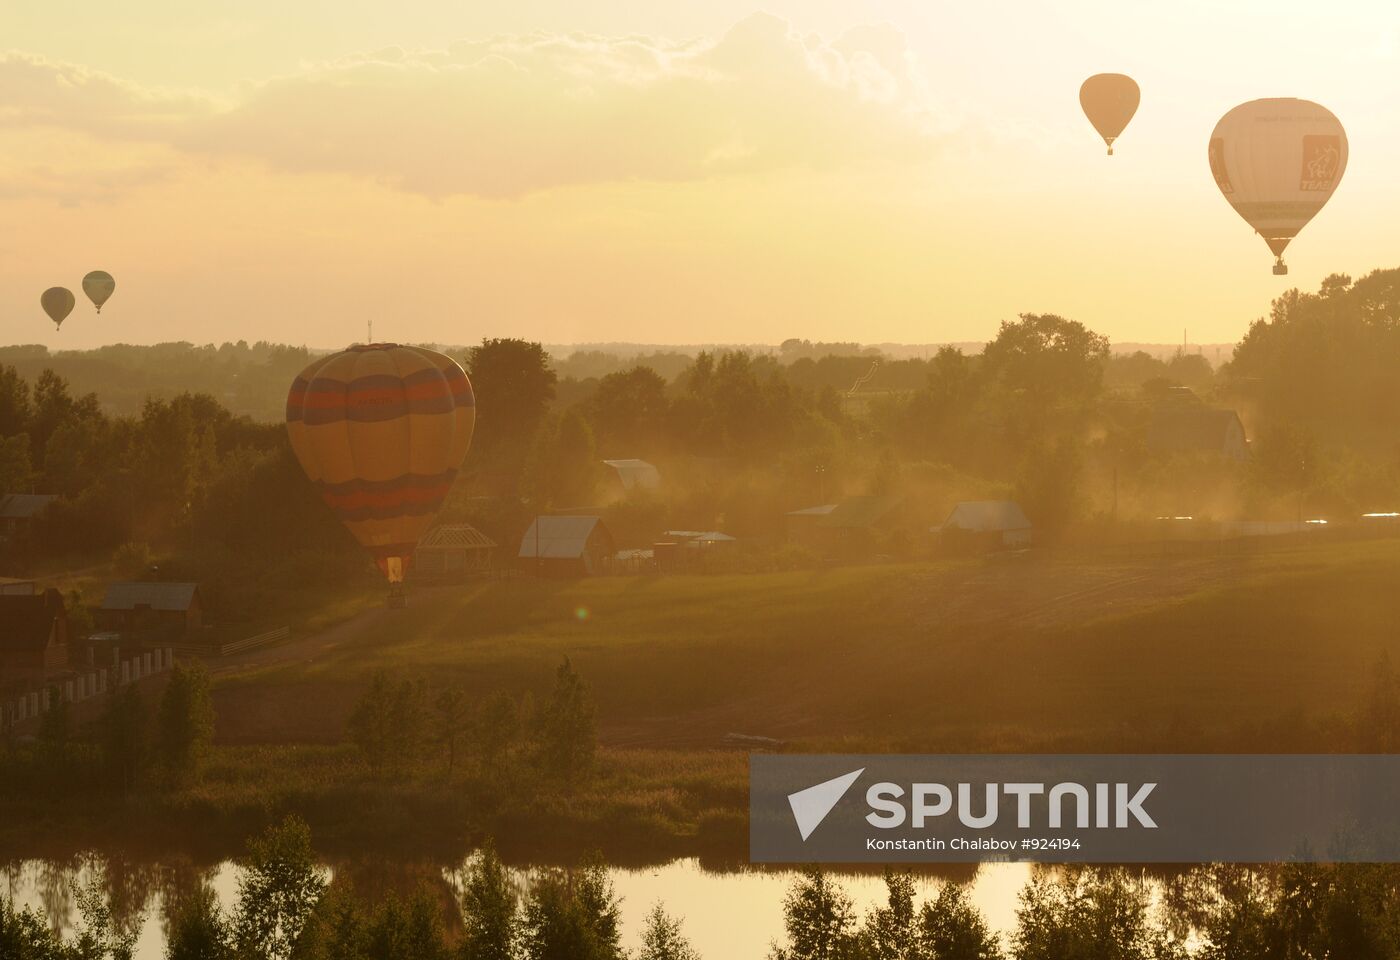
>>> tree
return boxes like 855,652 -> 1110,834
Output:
534,658 -> 597,783
433,685 -> 471,775
458,841 -> 518,960
919,884 -> 1002,960
0,434 -> 34,494
165,886 -> 232,960
587,366 -> 669,457
156,663 -> 216,784
982,314 -> 1109,406
231,816 -> 327,960
474,691 -> 519,770
1011,867 -> 1179,960
518,858 -> 623,960
637,904 -> 701,960
1360,652 -> 1400,751
102,684 -> 149,793
348,672 -> 427,772
1015,438 -> 1084,534
0,364 -> 31,437
464,339 -> 558,488
771,868 -> 860,960
861,871 -> 922,960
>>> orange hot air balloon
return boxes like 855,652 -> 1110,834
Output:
41,287 -> 76,329
285,344 -> 475,599
1209,98 -> 1348,275
1080,74 -> 1140,155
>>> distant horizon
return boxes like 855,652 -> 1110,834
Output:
5,2 -> 1399,350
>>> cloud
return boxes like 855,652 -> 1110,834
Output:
0,51 -> 212,136
0,15 -> 941,198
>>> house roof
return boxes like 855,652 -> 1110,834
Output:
1147,406 -> 1244,455
941,501 -> 1032,533
819,496 -> 901,529
102,582 -> 200,612
788,503 -> 838,517
518,516 -> 610,560
663,530 -> 736,543
602,459 -> 661,491
0,589 -> 65,653
417,523 -> 497,550
0,494 -> 57,521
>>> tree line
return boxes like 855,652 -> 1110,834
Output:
7,824 -> 1400,959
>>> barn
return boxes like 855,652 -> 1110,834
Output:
1147,406 -> 1248,461
602,459 -> 661,494
518,516 -> 616,577
938,501 -> 1033,550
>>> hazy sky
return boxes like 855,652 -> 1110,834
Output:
3,0 -> 1399,350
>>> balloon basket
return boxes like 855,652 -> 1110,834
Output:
387,584 -> 407,609
1273,261 -> 1289,276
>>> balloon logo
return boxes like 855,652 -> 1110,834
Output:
1080,74 -> 1140,155
1209,98 -> 1348,275
83,271 -> 116,313
41,287 -> 76,330
285,344 -> 475,592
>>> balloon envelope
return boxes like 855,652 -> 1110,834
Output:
82,271 -> 116,312
285,344 -> 475,583
1080,74 -> 1139,154
1209,98 -> 1347,267
41,287 -> 75,329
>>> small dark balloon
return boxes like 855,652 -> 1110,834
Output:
83,270 -> 116,313
41,287 -> 76,329
1080,74 -> 1140,155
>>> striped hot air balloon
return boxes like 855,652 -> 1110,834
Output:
285,344 -> 475,592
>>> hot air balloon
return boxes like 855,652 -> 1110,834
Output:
285,344 -> 475,604
1209,98 -> 1348,275
41,287 -> 75,330
82,271 -> 116,313
1080,74 -> 1139,155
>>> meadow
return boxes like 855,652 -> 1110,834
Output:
5,536 -> 1396,863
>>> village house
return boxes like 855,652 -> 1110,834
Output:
99,582 -> 203,638
0,494 -> 56,541
0,588 -> 70,681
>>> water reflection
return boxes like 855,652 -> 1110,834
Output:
5,855 -> 1035,958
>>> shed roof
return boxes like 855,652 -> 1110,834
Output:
663,530 -> 736,543
602,459 -> 661,491
788,503 -> 838,517
0,494 -> 57,521
102,582 -> 200,612
418,523 -> 497,550
819,496 -> 901,529
941,501 -> 1032,533
518,516 -> 608,559
0,589 -> 65,653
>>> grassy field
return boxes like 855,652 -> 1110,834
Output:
8,537 -> 1395,862
213,538 -> 1400,749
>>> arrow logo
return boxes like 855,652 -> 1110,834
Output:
787,768 -> 864,841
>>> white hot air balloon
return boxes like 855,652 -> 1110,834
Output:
1208,98 -> 1348,275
